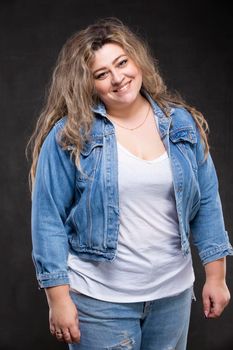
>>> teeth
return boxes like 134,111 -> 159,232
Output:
116,82 -> 130,92
119,84 -> 128,91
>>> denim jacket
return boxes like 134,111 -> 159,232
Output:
31,94 -> 233,288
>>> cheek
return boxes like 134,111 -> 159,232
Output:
135,67 -> 142,81
128,64 -> 142,84
94,81 -> 109,96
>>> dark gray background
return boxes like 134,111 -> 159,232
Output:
1,1 -> 232,349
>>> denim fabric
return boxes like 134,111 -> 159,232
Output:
68,287 -> 193,350
31,92 -> 233,288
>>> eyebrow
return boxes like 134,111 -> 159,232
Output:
92,54 -> 127,75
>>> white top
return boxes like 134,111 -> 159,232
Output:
68,137 -> 195,302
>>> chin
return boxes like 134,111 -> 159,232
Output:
119,91 -> 140,104
115,90 -> 140,104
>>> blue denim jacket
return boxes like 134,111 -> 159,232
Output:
31,94 -> 233,288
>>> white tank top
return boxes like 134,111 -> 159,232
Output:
68,139 -> 194,302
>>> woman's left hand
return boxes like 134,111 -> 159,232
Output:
202,280 -> 230,318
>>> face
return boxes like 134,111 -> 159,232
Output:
91,43 -> 143,111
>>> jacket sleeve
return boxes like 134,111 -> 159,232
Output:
190,125 -> 233,265
31,120 -> 76,288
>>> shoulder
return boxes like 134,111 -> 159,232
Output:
169,107 -> 198,145
40,116 -> 68,154
53,116 -> 67,133
170,106 -> 196,130
45,116 -> 67,141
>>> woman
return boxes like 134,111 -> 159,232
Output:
28,18 -> 233,350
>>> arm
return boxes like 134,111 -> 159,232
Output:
31,119 -> 80,342
203,257 -> 230,318
190,125 -> 233,317
31,120 -> 76,287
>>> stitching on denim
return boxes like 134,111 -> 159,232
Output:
200,243 -> 229,259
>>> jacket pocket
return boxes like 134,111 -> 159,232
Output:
170,127 -> 198,174
76,139 -> 103,181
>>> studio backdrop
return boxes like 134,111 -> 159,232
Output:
0,1 -> 232,349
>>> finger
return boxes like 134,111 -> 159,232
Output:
208,295 -> 229,318
203,295 -> 211,318
69,323 -> 81,343
50,326 -> 56,336
55,330 -> 64,342
62,329 -> 73,344
210,302 -> 224,318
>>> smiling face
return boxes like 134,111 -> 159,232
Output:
91,43 -> 143,113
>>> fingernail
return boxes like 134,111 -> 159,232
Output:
204,311 -> 209,318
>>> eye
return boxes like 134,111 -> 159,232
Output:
94,71 -> 108,80
118,59 -> 128,67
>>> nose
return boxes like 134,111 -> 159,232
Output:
111,69 -> 124,86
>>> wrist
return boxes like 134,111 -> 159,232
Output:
205,277 -> 226,285
45,285 -> 71,306
204,257 -> 226,282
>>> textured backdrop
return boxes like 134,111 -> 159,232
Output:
0,1 -> 232,349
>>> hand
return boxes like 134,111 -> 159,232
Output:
49,295 -> 81,344
202,280 -> 230,318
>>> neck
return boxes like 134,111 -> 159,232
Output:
106,94 -> 147,121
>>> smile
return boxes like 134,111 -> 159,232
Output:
113,80 -> 131,93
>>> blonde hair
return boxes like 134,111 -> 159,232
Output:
27,17 -> 209,189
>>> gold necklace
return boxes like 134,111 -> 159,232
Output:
107,103 -> 151,131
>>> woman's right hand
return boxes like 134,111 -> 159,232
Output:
45,285 -> 81,344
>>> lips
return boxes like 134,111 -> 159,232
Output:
113,80 -> 131,93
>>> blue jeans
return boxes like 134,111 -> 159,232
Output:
69,287 -> 193,350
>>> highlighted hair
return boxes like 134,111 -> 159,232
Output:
27,17 -> 209,189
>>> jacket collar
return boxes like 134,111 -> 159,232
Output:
91,90 -> 174,139
91,91 -> 196,143
91,90 -> 174,117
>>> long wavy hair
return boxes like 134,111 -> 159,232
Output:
27,17 -> 209,190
